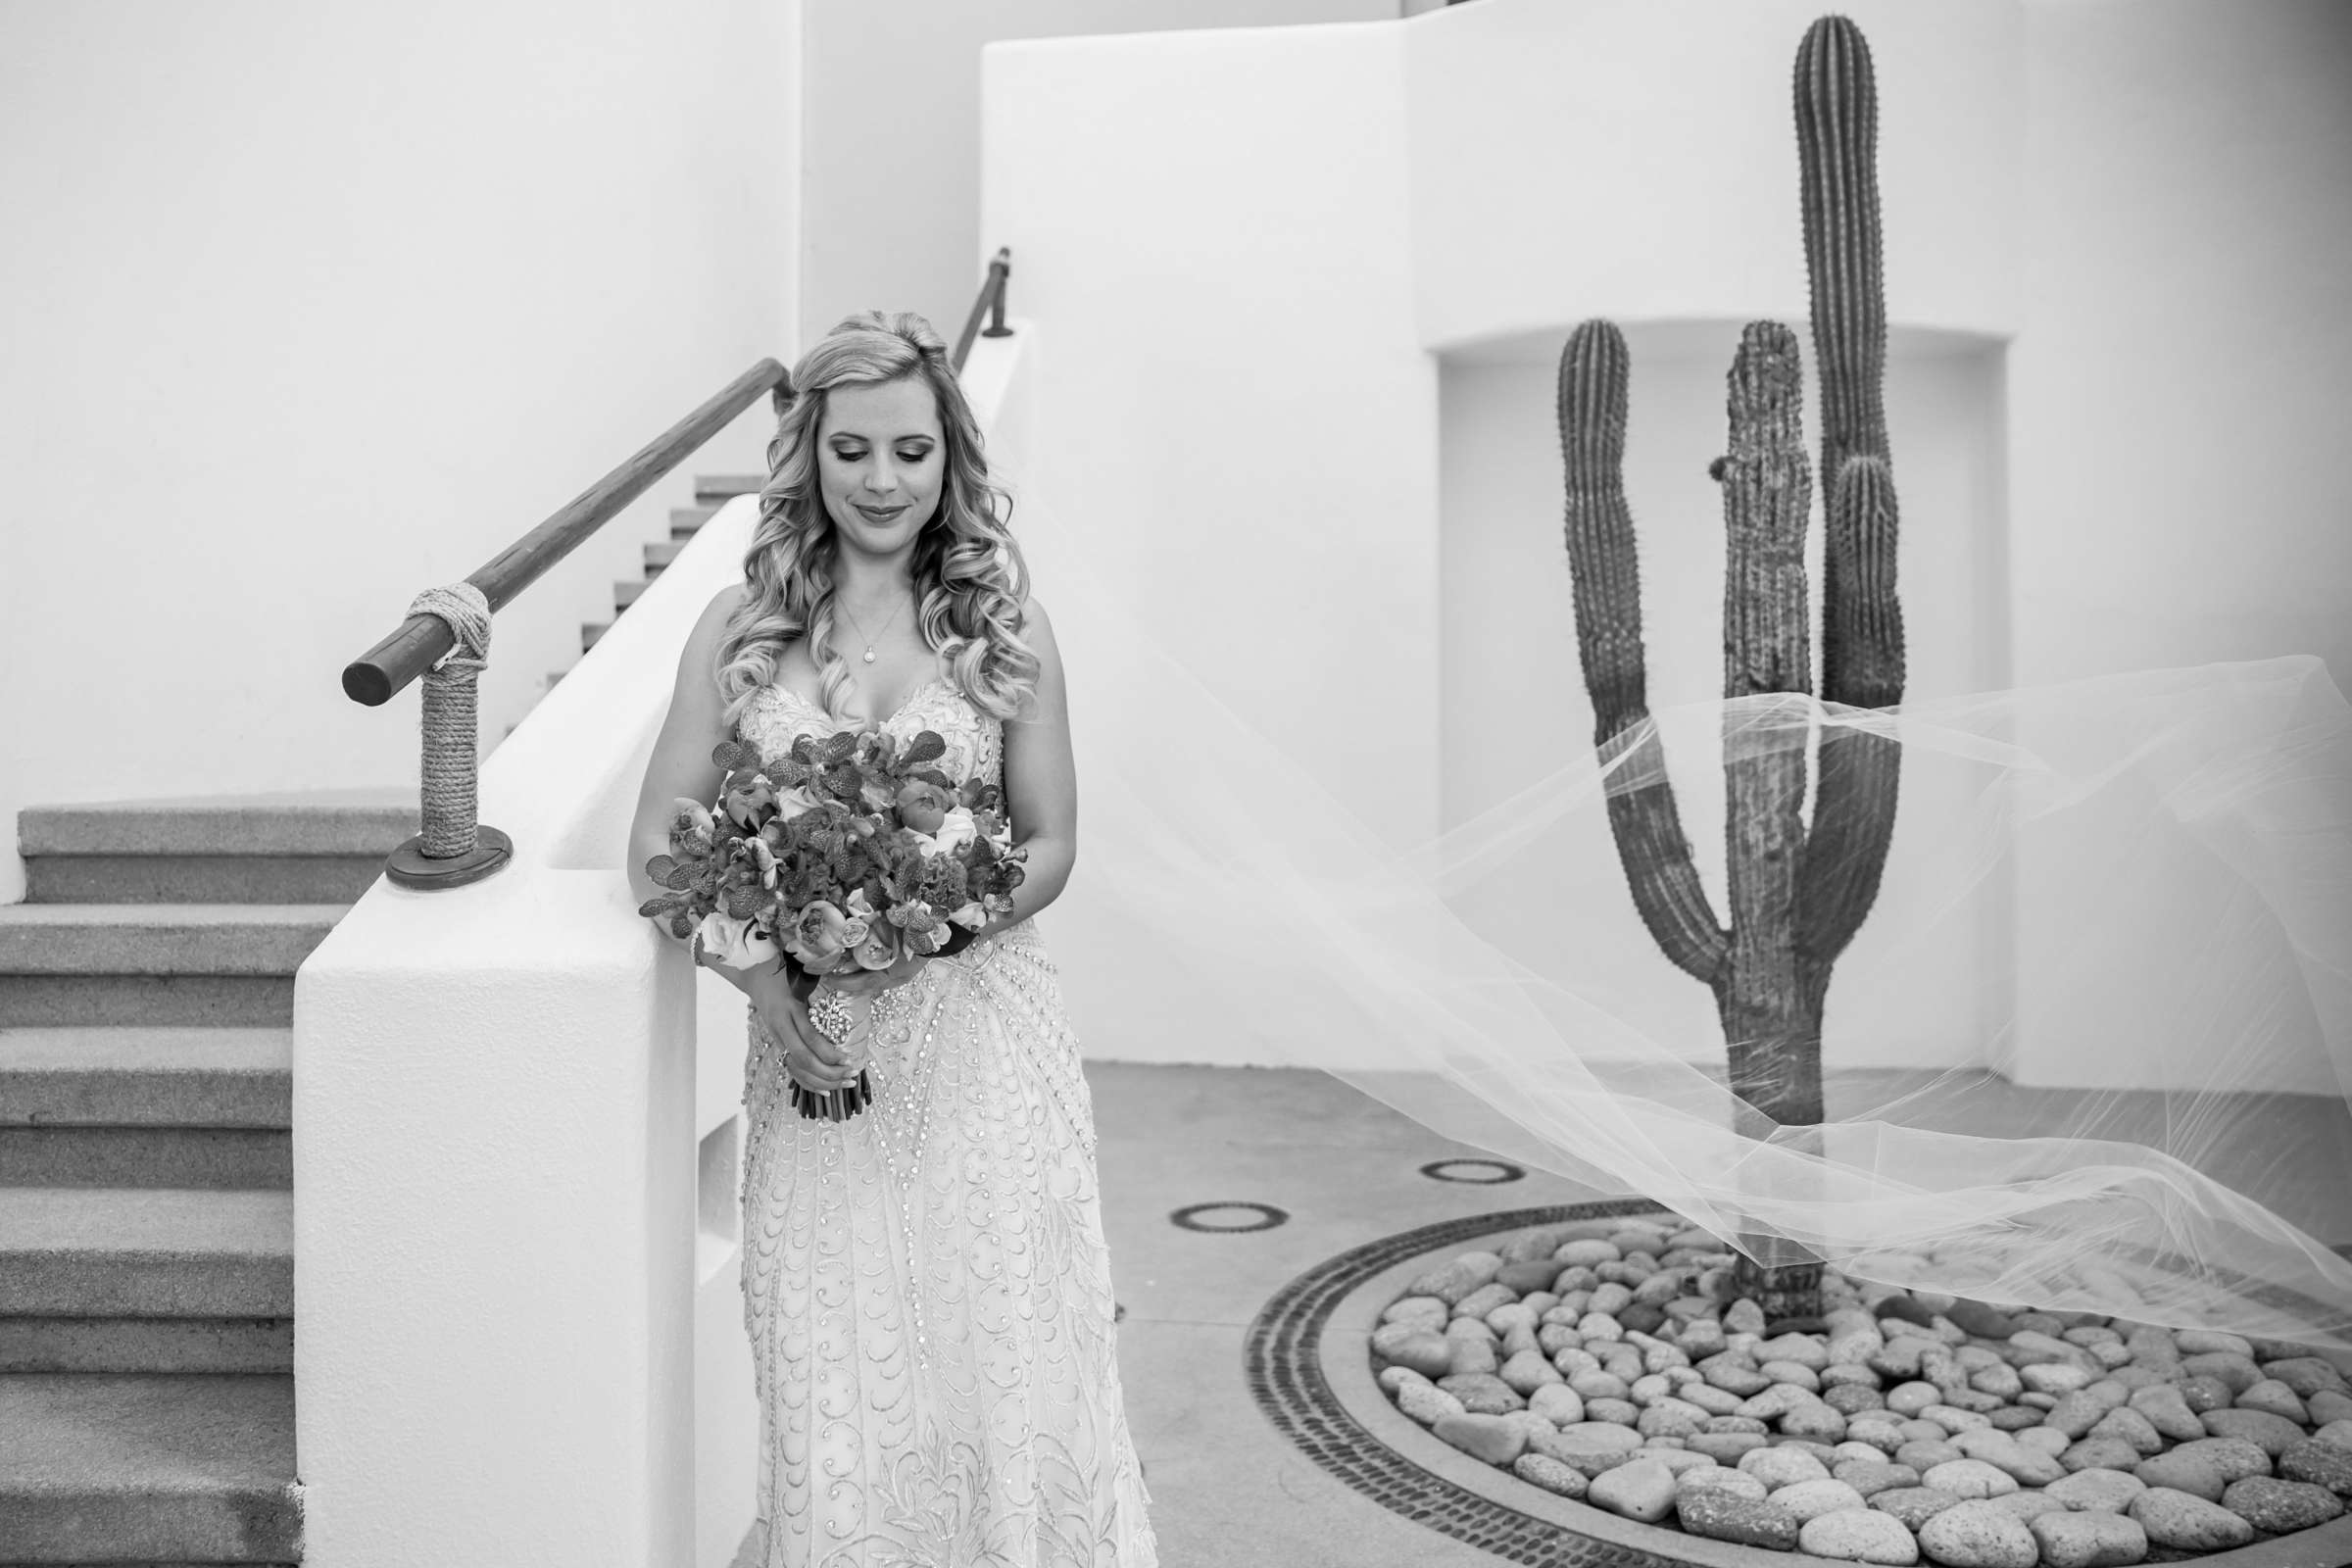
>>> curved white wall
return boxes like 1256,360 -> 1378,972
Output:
0,0 -> 802,903
1407,0 -> 2022,351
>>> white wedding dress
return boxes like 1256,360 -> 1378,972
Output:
734,674 -> 1158,1568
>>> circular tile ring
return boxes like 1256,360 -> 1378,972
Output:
1419,1157 -> 1526,1185
1170,1200 -> 1289,1234
1245,1200 -> 2352,1568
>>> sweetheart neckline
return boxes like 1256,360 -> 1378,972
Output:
761,674 -> 964,730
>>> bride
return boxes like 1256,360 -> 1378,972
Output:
627,311 -> 1157,1566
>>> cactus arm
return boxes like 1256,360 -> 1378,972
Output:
1793,15 -> 1905,964
1795,14 -> 1894,709
1558,320 -> 1728,986
1799,458 -> 1904,963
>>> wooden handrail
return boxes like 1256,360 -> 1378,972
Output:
952,248 -> 1014,372
341,358 -> 792,707
350,250 -> 1015,889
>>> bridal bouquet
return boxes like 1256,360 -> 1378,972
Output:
639,727 -> 1026,1120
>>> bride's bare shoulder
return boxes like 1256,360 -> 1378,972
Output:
666,585 -> 753,692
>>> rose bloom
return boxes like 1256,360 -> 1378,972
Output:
774,784 -> 826,822
895,779 -> 954,835
697,910 -> 780,971
915,806 -> 978,858
783,900 -> 858,971
848,916 -> 902,972
724,775 -> 776,828
671,797 -> 716,844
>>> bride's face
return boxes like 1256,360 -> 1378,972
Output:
816,377 -> 946,563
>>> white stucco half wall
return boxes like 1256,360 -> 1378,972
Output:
293,491 -> 767,1568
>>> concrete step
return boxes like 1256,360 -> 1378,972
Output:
24,849 -> 386,904
0,973 -> 294,1028
694,473 -> 762,503
0,1025 -> 291,1194
0,1125 -> 288,1189
0,905 -> 344,975
646,538 -> 684,569
0,906 -> 336,1031
615,576 -> 648,610
0,1373 -> 298,1562
671,504 -> 720,538
0,1313 -> 291,1374
582,620 -> 609,654
0,1187 -> 291,1317
20,792 -> 415,857
0,1028 -> 290,1127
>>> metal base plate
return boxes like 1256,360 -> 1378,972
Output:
384,825 -> 514,891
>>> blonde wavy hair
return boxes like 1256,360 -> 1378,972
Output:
716,311 -> 1039,726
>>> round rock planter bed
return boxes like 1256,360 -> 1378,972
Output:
1247,1201 -> 2352,1568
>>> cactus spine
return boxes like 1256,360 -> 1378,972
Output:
1557,16 -> 1905,1316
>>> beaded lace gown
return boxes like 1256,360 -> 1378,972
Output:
735,674 -> 1158,1568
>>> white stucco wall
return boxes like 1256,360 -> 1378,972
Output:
0,0 -> 802,903
2006,0 -> 2352,1089
796,0 -> 1398,349
295,491 -> 770,1567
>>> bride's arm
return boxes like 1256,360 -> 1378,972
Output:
985,596 -> 1079,933
625,585 -> 744,920
623,585 -> 810,1006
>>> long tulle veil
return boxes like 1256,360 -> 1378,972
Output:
1003,467 -> 2352,1352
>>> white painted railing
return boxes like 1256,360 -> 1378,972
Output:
294,321 -> 1032,1567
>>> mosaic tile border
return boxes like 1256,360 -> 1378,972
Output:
1245,1202 -> 2352,1568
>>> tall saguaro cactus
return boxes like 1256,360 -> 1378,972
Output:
1557,15 -> 1906,1315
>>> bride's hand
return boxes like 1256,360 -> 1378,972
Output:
749,967 -> 864,1092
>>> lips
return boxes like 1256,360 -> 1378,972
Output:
857,504 -> 908,522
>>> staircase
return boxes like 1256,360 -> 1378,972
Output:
559,474 -> 761,680
0,795 -> 412,1563
0,476 -> 760,1563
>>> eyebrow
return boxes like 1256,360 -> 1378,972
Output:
824,430 -> 937,443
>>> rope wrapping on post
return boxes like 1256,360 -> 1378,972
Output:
406,583 -> 492,860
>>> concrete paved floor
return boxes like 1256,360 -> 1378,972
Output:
1084,1060 -> 2352,1568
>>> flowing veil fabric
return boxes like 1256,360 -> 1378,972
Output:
1004,477 -> 2352,1351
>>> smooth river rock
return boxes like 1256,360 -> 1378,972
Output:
2220,1474 -> 2344,1532
1921,1459 -> 2021,1500
1433,1412 -> 1527,1466
2201,1405 -> 2307,1456
1675,1487 -> 1802,1550
1587,1457 -> 1677,1522
2127,1487 -> 2256,1552
2028,1508 -> 2149,1568
1772,1478 -> 1871,1524
1915,1498 -> 2039,1568
2280,1435 -> 2352,1495
1872,1486 -> 1966,1532
1510,1450 -> 1589,1498
1800,1506 -> 1922,1565
2043,1467 -> 2146,1513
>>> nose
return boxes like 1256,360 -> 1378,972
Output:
864,455 -> 901,498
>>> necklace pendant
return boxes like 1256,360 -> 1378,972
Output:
862,648 -> 877,663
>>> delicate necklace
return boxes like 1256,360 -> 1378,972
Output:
834,592 -> 912,664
